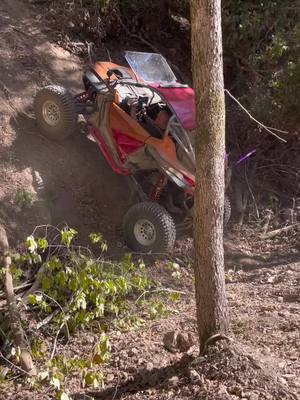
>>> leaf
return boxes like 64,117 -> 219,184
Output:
84,371 -> 103,388
50,376 -> 61,390
116,276 -> 128,293
171,270 -> 182,279
55,271 -> 67,287
37,237 -> 49,252
38,370 -> 49,381
32,253 -> 42,264
75,292 -> 87,310
169,292 -> 181,302
89,233 -> 103,244
93,334 -> 111,364
28,293 -> 43,305
26,235 -> 38,254
57,392 -> 71,400
100,242 -> 108,252
61,228 -> 77,248
92,353 -> 104,365
41,275 -> 53,290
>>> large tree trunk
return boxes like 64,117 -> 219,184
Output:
191,0 -> 229,352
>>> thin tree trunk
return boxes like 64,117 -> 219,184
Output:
191,0 -> 229,352
0,225 -> 36,376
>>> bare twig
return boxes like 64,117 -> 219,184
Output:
225,89 -> 287,143
112,368 -> 120,400
36,309 -> 60,329
50,322 -> 65,360
0,281 -> 34,300
36,294 -> 74,330
0,351 -> 33,377
35,291 -> 70,342
22,264 -> 47,302
135,288 -> 186,303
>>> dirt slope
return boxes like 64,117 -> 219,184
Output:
0,0 -> 129,249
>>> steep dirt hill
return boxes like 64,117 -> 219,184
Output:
0,0 -> 130,249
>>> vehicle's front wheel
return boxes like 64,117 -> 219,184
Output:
123,202 -> 176,253
34,85 -> 77,140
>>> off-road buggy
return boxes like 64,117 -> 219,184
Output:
34,51 -> 252,253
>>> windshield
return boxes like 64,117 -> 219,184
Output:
125,51 -> 177,84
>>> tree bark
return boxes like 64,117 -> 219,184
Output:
0,225 -> 36,376
191,0 -> 229,352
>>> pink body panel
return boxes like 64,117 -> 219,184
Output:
150,85 -> 196,131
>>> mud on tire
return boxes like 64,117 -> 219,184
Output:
123,202 -> 176,254
34,85 -> 77,140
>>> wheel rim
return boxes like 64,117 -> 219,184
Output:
42,100 -> 61,126
134,219 -> 156,246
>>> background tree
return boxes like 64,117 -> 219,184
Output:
191,0 -> 229,352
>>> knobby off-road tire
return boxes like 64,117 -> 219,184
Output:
224,195 -> 231,226
123,202 -> 176,254
34,85 -> 77,140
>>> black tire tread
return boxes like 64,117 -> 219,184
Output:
123,202 -> 176,253
34,85 -> 77,140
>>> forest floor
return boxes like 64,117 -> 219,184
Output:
0,0 -> 299,399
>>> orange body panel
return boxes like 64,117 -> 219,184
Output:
91,61 -> 194,185
109,104 -> 194,180
147,135 -> 194,181
109,103 -> 150,143
146,136 -> 177,162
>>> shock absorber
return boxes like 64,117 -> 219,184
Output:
150,174 -> 168,202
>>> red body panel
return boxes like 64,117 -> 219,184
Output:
88,125 -> 130,176
112,130 -> 144,161
150,85 -> 196,131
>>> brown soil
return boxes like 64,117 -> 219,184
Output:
0,0 -> 130,252
0,1 -> 299,400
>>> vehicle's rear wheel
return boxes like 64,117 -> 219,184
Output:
224,195 -> 231,226
123,202 -> 176,253
34,85 -> 77,140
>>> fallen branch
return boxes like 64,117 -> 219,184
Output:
0,225 -> 36,376
35,291 -> 70,343
135,288 -> 186,303
22,264 -> 47,303
36,308 -> 60,329
50,322 -> 65,360
260,224 -> 299,240
0,351 -> 33,377
0,281 -> 33,300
